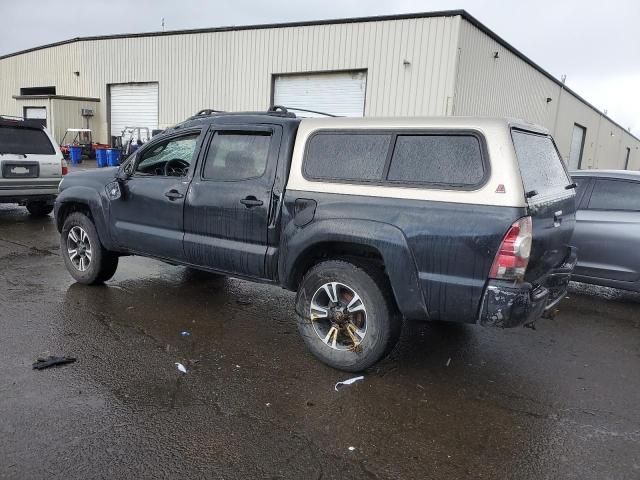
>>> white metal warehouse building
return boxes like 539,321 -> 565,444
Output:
0,10 -> 638,170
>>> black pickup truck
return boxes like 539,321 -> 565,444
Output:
55,108 -> 577,371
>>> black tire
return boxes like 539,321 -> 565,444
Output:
61,212 -> 119,285
26,201 -> 54,217
295,260 -> 402,372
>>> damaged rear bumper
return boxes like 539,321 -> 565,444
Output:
478,246 -> 577,328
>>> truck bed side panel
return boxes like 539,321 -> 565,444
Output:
280,191 -> 525,322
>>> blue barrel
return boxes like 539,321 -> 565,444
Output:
95,148 -> 108,168
69,146 -> 82,165
106,148 -> 121,167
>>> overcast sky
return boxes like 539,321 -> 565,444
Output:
1,0 -> 638,132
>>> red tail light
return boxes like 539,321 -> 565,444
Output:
61,158 -> 69,176
489,216 -> 533,281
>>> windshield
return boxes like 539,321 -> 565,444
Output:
0,126 -> 55,155
512,129 -> 571,201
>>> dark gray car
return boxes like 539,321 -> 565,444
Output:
570,170 -> 640,292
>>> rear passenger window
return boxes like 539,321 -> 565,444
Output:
203,131 -> 271,181
304,133 -> 391,181
588,179 -> 640,211
387,135 -> 484,186
304,131 -> 486,187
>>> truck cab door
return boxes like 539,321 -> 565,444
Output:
184,124 -> 283,279
109,129 -> 203,262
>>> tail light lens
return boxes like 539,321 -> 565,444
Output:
61,158 -> 69,176
489,216 -> 532,281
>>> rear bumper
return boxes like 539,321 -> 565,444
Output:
0,181 -> 60,203
0,189 -> 58,204
478,246 -> 577,328
0,194 -> 57,204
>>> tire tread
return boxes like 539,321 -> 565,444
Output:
296,259 -> 402,371
61,212 -> 118,285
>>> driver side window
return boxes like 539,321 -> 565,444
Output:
135,133 -> 199,177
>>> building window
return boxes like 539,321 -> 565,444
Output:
568,123 -> 586,170
19,86 -> 56,96
23,106 -> 47,127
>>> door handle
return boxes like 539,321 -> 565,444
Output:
164,189 -> 184,200
240,196 -> 263,208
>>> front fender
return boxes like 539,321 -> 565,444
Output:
55,186 -> 115,250
280,218 -> 427,320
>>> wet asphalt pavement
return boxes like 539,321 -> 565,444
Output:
0,203 -> 639,480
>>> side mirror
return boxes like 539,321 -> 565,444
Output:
116,168 -> 129,182
117,160 -> 134,181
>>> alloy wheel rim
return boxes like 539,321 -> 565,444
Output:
67,226 -> 92,272
309,282 -> 368,351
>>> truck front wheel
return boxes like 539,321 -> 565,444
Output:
61,212 -> 118,285
295,260 -> 401,372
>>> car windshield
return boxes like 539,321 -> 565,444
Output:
0,125 -> 55,155
511,129 -> 571,201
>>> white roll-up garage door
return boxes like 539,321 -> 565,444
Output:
109,83 -> 158,138
273,71 -> 367,117
23,107 -> 47,128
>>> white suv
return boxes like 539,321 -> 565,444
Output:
0,116 -> 66,216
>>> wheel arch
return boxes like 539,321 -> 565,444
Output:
280,219 -> 427,320
55,187 -> 115,250
288,240 -> 385,288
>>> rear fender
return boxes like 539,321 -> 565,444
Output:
280,218 -> 427,320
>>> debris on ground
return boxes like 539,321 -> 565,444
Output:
446,358 -> 451,367
305,400 -> 315,407
348,446 -> 356,451
180,331 -> 191,337
175,362 -> 187,374
265,403 -> 271,407
32,356 -> 76,370
334,375 -> 364,391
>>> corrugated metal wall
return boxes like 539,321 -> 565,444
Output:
50,98 -> 101,143
455,19 -> 640,170
12,97 -> 100,143
2,14 -> 635,169
12,97 -> 51,122
0,15 -> 461,143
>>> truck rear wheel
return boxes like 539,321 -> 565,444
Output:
295,260 -> 401,372
26,201 -> 53,217
61,212 -> 119,285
